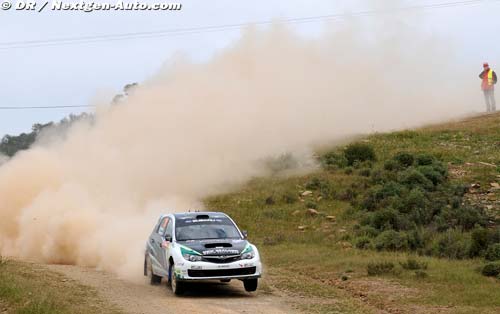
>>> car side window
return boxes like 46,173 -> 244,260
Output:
157,217 -> 169,235
165,219 -> 173,239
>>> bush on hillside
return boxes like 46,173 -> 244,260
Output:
374,230 -> 408,251
398,169 -> 434,191
469,227 -> 490,257
485,244 -> 500,261
305,177 -> 333,199
481,262 -> 500,277
430,229 -> 471,259
344,143 -> 377,166
393,152 -> 415,168
347,151 -> 489,260
415,153 -> 436,166
282,192 -> 298,204
358,168 -> 372,177
367,261 -> 395,276
400,258 -> 428,270
320,151 -> 348,169
355,236 -> 372,249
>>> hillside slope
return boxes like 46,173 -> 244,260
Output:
206,112 -> 500,314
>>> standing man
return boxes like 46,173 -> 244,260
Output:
479,63 -> 497,112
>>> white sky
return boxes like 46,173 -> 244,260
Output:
1,0 -> 499,136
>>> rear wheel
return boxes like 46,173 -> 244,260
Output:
169,263 -> 185,295
243,278 -> 258,292
145,255 -> 162,285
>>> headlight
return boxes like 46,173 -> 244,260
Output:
241,251 -> 255,260
183,254 -> 202,262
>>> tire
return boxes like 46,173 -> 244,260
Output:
243,278 -> 258,292
146,255 -> 162,285
169,263 -> 185,295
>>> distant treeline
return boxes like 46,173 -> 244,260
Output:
0,83 -> 138,158
0,113 -> 92,157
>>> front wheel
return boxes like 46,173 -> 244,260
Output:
243,278 -> 258,292
169,263 -> 185,295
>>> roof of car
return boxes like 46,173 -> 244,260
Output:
172,211 -> 228,219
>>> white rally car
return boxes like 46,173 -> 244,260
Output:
144,212 -> 262,295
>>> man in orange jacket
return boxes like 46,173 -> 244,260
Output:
479,62 -> 497,112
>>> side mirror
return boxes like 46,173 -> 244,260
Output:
242,230 -> 248,239
165,235 -> 172,242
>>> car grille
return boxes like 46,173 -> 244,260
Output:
188,267 -> 256,278
202,255 -> 241,264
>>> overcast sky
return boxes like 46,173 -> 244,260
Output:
1,0 -> 499,136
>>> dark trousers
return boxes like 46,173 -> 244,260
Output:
484,89 -> 496,112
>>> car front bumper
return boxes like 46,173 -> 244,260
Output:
173,258 -> 262,281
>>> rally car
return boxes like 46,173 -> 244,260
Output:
144,211 -> 262,295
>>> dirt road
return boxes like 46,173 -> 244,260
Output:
46,264 -> 295,314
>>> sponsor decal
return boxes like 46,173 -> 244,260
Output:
202,248 -> 239,255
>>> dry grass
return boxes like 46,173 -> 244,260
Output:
0,257 -> 122,314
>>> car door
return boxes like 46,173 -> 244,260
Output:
163,218 -> 174,270
150,216 -> 169,277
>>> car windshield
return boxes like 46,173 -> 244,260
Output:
175,217 -> 241,241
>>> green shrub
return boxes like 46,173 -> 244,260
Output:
400,188 -> 427,214
305,201 -> 318,209
485,244 -> 500,261
357,225 -> 380,238
304,178 -> 333,199
344,167 -> 354,175
370,208 -> 399,230
415,154 -> 435,166
414,270 -> 428,279
367,261 -> 395,276
407,228 -> 425,250
469,227 -> 490,257
282,192 -> 298,204
305,177 -> 324,190
417,165 -> 445,185
398,169 -> 434,191
440,206 -> 487,231
488,227 -> 500,244
344,143 -> 377,166
320,151 -> 348,169
384,159 -> 400,171
358,168 -> 372,177
481,262 -> 500,277
431,229 -> 470,259
355,236 -> 372,249
400,258 -> 428,270
362,182 -> 405,210
336,188 -> 356,201
393,152 -> 415,168
265,195 -> 275,205
374,230 -> 408,251
452,184 -> 468,197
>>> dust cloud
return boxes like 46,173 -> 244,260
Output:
0,15 -> 478,280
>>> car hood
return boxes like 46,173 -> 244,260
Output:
177,238 -> 249,256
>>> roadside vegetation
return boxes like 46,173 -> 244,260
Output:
206,112 -> 500,314
0,256 -> 121,314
